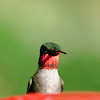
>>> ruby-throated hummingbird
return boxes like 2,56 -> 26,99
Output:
27,42 -> 66,94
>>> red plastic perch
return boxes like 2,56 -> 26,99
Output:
1,92 -> 100,100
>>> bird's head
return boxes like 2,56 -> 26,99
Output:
39,42 -> 66,69
40,42 -> 66,56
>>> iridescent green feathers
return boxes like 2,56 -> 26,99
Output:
40,42 -> 66,56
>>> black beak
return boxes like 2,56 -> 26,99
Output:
56,51 -> 67,54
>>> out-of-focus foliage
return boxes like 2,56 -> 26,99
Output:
0,0 -> 100,98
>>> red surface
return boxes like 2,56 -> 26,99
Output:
1,92 -> 100,100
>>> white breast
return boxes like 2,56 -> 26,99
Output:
36,68 -> 61,93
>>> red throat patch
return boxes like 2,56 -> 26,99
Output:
39,54 -> 59,69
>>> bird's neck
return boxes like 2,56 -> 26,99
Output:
38,54 -> 59,70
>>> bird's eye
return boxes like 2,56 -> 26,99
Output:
44,50 -> 47,54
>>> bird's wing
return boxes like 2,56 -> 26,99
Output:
27,77 -> 33,93
61,78 -> 64,92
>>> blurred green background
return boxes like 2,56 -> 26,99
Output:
0,0 -> 100,98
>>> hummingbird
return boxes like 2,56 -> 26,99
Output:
27,42 -> 66,94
